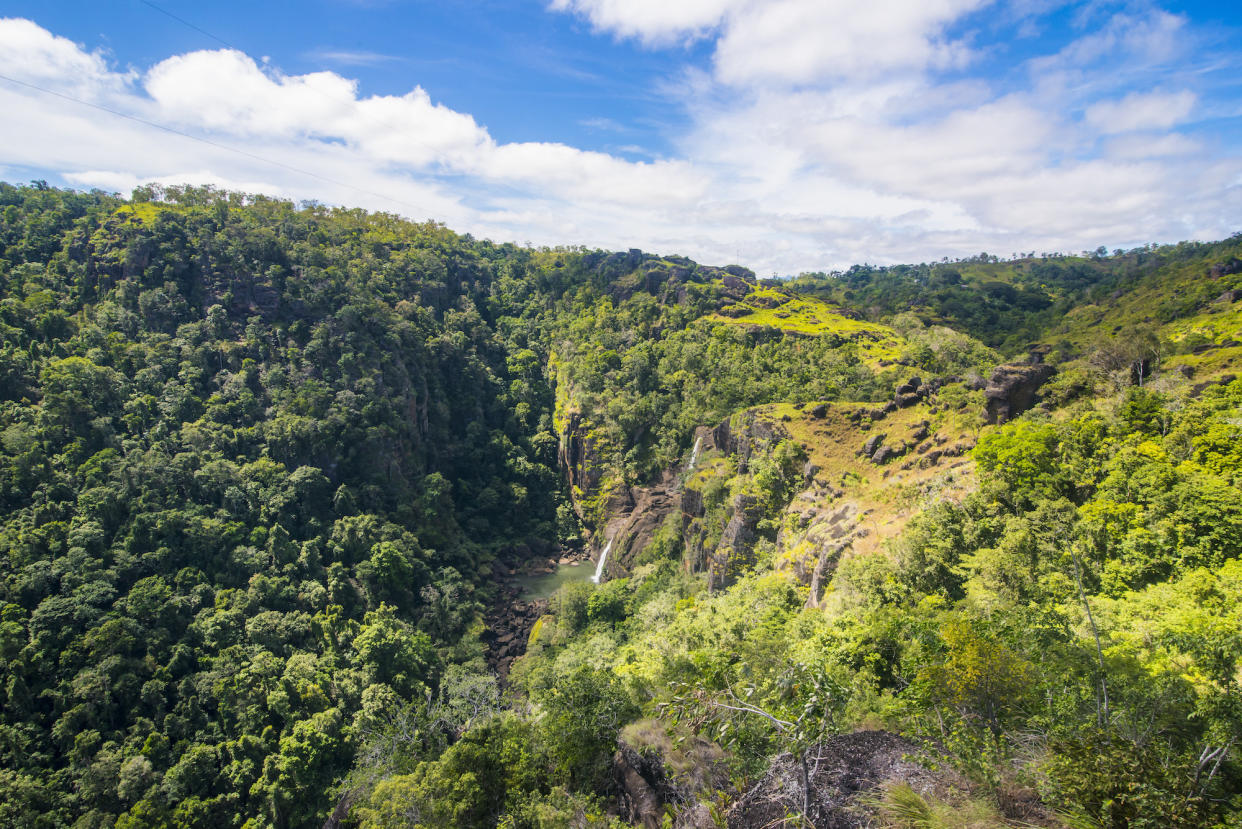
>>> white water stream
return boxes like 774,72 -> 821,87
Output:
687,435 -> 702,471
591,537 -> 612,584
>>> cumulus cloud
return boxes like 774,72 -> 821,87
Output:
553,0 -> 990,84
0,17 -> 132,96
1,8 -> 1239,273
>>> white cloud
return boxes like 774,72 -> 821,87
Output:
0,17 -> 131,97
1085,90 -> 1196,134
2,10 -> 1239,275
712,0 -> 990,86
551,0 -> 991,85
548,0 -> 732,44
1106,133 -> 1200,158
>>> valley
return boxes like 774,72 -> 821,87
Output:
1,183 -> 1240,827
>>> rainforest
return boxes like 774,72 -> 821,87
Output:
1,182 -> 1240,828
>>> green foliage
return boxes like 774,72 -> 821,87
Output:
534,665 -> 639,792
1041,730 -> 1219,828
0,183 -> 571,827
551,289 -> 888,485
5,183 -> 1242,828
788,238 -> 1242,358
914,615 -> 1034,739
972,421 -> 1064,500
355,715 -> 544,829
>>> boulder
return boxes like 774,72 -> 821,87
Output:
984,361 -> 1056,424
1208,258 -> 1242,279
721,274 -> 752,298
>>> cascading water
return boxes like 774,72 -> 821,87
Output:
591,537 -> 612,584
687,435 -> 702,471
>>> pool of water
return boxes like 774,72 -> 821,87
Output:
513,561 -> 593,601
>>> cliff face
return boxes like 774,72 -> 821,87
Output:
558,408 -> 792,585
558,410 -> 606,500
558,375 -> 988,600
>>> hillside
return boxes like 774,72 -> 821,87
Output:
1,183 -> 1240,828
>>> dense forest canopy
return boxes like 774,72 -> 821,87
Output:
1,182 -> 1240,828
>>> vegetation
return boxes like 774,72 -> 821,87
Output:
1,182 -> 1240,827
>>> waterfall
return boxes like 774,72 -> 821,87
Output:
592,537 -> 612,584
688,435 -> 702,471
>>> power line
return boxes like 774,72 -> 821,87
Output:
138,1 -> 238,51
129,0 -> 446,199
0,71 -> 429,215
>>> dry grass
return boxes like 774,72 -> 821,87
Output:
755,389 -> 980,559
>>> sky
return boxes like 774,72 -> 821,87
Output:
1,1 -> 1240,274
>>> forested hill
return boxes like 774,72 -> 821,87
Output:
0,183 -> 585,827
2,182 -> 1241,828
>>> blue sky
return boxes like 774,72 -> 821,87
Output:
1,1 -> 704,154
1,1 -> 1240,272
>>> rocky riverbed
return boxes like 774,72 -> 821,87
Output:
483,549 -> 591,678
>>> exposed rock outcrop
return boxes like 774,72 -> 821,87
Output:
592,473 -> 680,581
707,493 -> 765,589
614,742 -> 685,829
726,731 -> 950,829
721,273 -> 755,298
984,360 -> 1055,424
1208,257 -> 1242,279
559,411 -> 604,497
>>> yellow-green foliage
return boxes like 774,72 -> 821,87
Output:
1164,302 -> 1242,346
1043,240 -> 1242,356
527,615 -> 549,649
1162,301 -> 1242,376
708,285 -> 906,367
113,202 -> 166,224
1099,559 -> 1242,696
608,570 -> 807,689
548,351 -> 571,436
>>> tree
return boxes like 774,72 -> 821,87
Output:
916,616 -> 1033,742
352,604 -> 438,698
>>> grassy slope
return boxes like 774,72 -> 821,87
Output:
706,284 -> 907,369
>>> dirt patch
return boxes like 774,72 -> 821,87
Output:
726,731 -> 950,828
